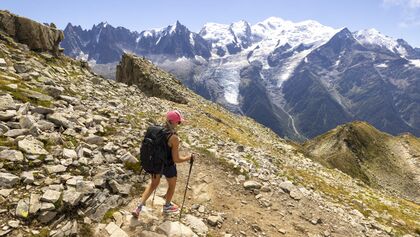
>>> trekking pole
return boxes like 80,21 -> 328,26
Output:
152,188 -> 157,207
179,154 -> 194,221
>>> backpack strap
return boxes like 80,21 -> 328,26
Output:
161,127 -> 177,166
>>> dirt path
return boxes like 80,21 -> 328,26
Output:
110,151 -> 380,237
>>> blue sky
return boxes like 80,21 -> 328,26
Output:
1,0 -> 420,46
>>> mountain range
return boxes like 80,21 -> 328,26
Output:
61,18 -> 420,141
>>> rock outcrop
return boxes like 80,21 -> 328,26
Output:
0,10 -> 63,55
116,53 -> 188,104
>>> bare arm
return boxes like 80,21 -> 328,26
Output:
169,135 -> 191,163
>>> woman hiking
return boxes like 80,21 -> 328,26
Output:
132,110 -> 194,218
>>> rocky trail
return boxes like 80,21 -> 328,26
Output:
102,152 -> 393,237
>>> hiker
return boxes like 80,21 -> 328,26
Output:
132,110 -> 194,217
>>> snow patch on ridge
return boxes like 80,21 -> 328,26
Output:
76,51 -> 89,61
376,63 -> 388,68
409,59 -> 420,68
354,28 -> 407,56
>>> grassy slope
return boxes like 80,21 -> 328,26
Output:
0,39 -> 419,235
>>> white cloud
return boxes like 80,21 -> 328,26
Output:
383,0 -> 420,27
383,0 -> 420,8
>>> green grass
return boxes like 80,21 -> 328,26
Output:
96,126 -> 118,137
63,135 -> 78,148
54,192 -> 64,210
42,138 -> 58,152
101,208 -> 119,223
0,77 -> 52,107
244,153 -> 260,169
284,168 -> 420,235
124,161 -> 142,174
353,194 -> 420,235
31,227 -> 50,237
78,223 -> 94,237
0,136 -> 17,149
192,145 -> 250,178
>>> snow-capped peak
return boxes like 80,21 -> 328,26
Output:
95,21 -> 109,28
169,20 -> 182,34
258,16 -> 287,26
354,28 -> 407,56
200,22 -> 231,40
165,20 -> 188,35
251,17 -> 336,46
230,20 -> 251,39
199,22 -> 236,50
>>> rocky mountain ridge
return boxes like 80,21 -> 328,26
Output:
304,121 -> 420,203
0,10 -> 419,237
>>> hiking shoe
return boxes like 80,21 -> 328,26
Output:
131,204 -> 142,218
163,203 -> 179,213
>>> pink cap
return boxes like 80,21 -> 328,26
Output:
166,110 -> 183,123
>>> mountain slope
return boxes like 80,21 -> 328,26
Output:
304,121 -> 420,202
283,28 -> 420,138
0,10 -> 419,236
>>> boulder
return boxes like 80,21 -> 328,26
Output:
38,211 -> 57,224
0,150 -> 24,162
185,214 -> 208,236
0,189 -> 13,197
40,202 -> 55,211
0,110 -> 16,121
21,171 -> 34,184
62,148 -> 77,159
15,198 -> 29,218
45,165 -> 67,174
116,53 -> 187,104
0,58 -> 6,67
47,113 -> 72,128
4,128 -> 28,137
32,106 -> 54,115
18,136 -> 48,155
84,135 -> 104,145
290,188 -> 304,200
62,190 -> 82,207
0,94 -> 15,111
158,221 -> 197,237
29,193 -> 41,214
207,215 -> 223,227
108,180 -> 130,195
0,172 -> 19,188
105,222 -> 129,237
120,152 -> 137,164
279,181 -> 295,193
0,10 -> 64,55
19,115 -> 37,129
41,189 -> 61,203
243,180 -> 262,190
37,120 -> 55,131
44,85 -> 64,98
0,123 -> 9,134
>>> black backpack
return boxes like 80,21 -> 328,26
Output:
139,125 -> 173,175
